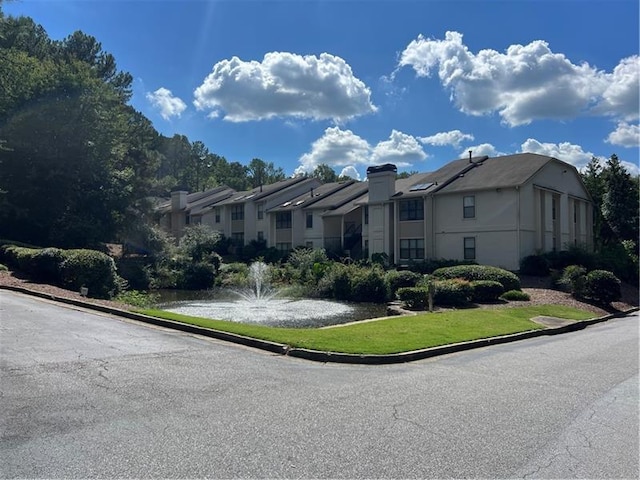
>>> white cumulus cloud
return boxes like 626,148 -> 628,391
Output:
459,143 -> 505,158
371,130 -> 427,166
419,129 -> 474,147
398,31 -> 639,126
520,138 -> 594,169
146,87 -> 187,120
193,52 -> 377,122
295,127 -> 371,176
295,128 -> 427,176
339,166 -> 361,181
606,122 -> 640,148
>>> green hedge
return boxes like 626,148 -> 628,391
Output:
59,249 -> 119,298
0,244 -> 119,299
501,290 -> 531,301
584,270 -> 621,305
433,279 -> 473,306
470,280 -> 504,303
385,270 -> 422,297
397,287 -> 429,310
432,265 -> 521,292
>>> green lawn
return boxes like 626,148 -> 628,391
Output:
137,305 -> 595,355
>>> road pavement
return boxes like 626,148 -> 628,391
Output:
1,290 -> 638,478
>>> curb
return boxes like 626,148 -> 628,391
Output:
2,285 -> 638,365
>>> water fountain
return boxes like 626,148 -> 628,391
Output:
158,261 -> 386,328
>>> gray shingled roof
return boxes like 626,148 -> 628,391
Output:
157,185 -> 235,214
433,153 -> 555,194
268,181 -> 355,212
216,176 -> 313,206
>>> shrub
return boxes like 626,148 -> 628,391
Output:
397,287 -> 429,310
557,265 -> 587,297
519,254 -> 550,276
59,249 -> 119,298
0,263 -> 7,271
175,261 -> 217,290
433,279 -> 473,306
178,225 -> 222,262
432,265 -> 521,291
115,290 -> 159,308
385,270 -> 422,297
470,280 -> 504,303
33,248 -> 65,283
584,270 -> 621,305
116,256 -> 153,290
351,267 -> 387,303
501,290 -> 531,301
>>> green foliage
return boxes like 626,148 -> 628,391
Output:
115,290 -> 159,308
59,249 -> 119,298
397,287 -> 429,310
500,290 -> 531,301
433,279 -> 473,306
385,270 -> 422,297
178,225 -> 222,263
350,266 -> 387,303
115,256 -> 153,290
558,265 -> 587,297
175,261 -> 217,290
519,254 -> 550,276
584,270 -> 621,305
0,263 -> 8,271
33,247 -> 65,283
470,280 -> 504,303
432,265 -> 521,292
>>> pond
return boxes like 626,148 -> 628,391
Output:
154,289 -> 388,328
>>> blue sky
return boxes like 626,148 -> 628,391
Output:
5,0 -> 639,179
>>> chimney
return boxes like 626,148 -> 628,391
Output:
171,190 -> 188,211
366,163 -> 397,203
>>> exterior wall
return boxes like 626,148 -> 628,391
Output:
323,216 -> 342,251
303,210 -> 325,249
432,189 -> 520,269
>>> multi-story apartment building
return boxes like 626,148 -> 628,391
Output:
158,153 -> 593,270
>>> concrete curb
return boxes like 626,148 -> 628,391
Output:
2,285 -> 638,365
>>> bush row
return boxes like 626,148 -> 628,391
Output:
397,278 -> 508,309
520,243 -> 638,284
431,265 -> 521,292
558,265 -> 621,305
0,245 -> 119,298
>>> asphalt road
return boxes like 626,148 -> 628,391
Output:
1,290 -> 638,479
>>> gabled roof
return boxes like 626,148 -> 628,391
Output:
317,182 -> 369,217
268,180 -> 356,213
433,153 -> 557,194
216,176 -> 315,206
157,185 -> 235,214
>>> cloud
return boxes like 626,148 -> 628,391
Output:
295,127 -> 371,176
398,31 -> 639,126
146,87 -> 187,120
371,130 -> 427,166
419,129 -> 474,147
459,143 -> 505,158
193,52 -> 377,122
295,127 -> 427,176
339,166 -> 361,181
520,138 -> 594,169
606,122 -> 640,148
